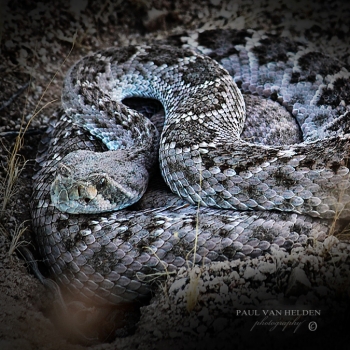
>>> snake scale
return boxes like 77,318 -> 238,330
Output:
31,29 -> 350,305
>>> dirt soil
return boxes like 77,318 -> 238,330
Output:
1,1 -> 350,349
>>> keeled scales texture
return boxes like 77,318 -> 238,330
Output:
31,29 -> 350,305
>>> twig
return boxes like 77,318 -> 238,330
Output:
0,81 -> 30,112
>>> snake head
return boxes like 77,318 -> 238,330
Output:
50,149 -> 150,214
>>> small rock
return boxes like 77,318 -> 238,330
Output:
258,262 -> 276,274
314,286 -> 329,297
243,266 -> 256,279
219,283 -> 228,295
212,317 -> 228,332
285,267 -> 311,297
323,235 -> 339,250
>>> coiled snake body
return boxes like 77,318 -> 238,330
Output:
31,29 -> 350,305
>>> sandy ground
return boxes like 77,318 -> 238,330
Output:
1,0 -> 350,349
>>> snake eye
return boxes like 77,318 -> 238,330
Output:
97,177 -> 107,190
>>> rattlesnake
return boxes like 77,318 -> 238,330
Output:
31,29 -> 350,305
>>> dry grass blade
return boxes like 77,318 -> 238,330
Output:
328,159 -> 350,240
0,100 -> 57,220
8,221 -> 30,256
0,141 -> 25,218
136,246 -> 175,283
186,266 -> 201,312
184,168 -> 204,312
0,220 -> 29,257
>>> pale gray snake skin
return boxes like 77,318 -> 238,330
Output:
31,29 -> 350,305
